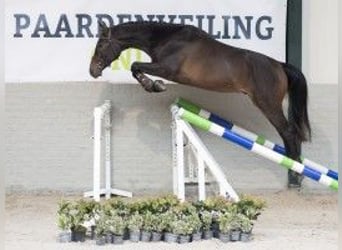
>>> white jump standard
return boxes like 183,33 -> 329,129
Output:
171,105 -> 240,203
84,100 -> 132,202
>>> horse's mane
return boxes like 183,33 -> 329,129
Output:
116,21 -> 184,29
114,21 -> 209,37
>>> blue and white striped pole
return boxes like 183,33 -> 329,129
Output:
176,107 -> 338,191
176,98 -> 338,181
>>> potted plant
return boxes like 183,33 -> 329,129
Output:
69,201 -> 88,242
217,212 -> 232,243
201,210 -> 213,240
235,195 -> 266,221
240,214 -> 253,242
163,211 -> 178,243
94,216 -> 106,246
141,211 -> 153,242
172,218 -> 193,244
229,213 -> 242,242
150,213 -> 166,242
189,213 -> 203,241
127,212 -> 143,242
108,214 -> 126,244
57,200 -> 72,243
81,200 -> 99,240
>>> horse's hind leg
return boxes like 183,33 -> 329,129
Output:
252,97 -> 304,188
131,62 -> 168,92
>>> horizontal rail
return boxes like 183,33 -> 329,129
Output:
175,106 -> 338,191
176,98 -> 338,181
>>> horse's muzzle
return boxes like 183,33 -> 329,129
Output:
89,66 -> 102,78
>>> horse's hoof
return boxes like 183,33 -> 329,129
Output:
141,78 -> 155,92
287,170 -> 304,188
153,80 -> 166,92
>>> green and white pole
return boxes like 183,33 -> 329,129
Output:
176,106 -> 338,191
176,98 -> 338,181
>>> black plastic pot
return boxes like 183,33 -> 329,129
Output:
90,226 -> 96,240
140,231 -> 151,242
151,231 -> 162,242
71,229 -> 86,242
203,230 -> 213,240
179,235 -> 190,244
112,235 -> 124,244
95,235 -> 106,246
164,232 -> 178,243
212,221 -> 220,238
129,230 -> 141,242
230,230 -> 241,241
123,228 -> 130,240
240,232 -> 252,242
105,233 -> 113,243
218,232 -> 230,243
57,231 -> 71,243
192,231 -> 202,241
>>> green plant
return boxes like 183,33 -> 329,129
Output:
200,210 -> 213,231
161,210 -> 177,233
186,213 -> 202,233
107,214 -> 126,236
127,212 -> 143,232
171,219 -> 193,236
57,200 -> 72,231
240,214 -> 253,233
203,196 -> 232,213
63,200 -> 88,232
218,212 -> 233,234
94,214 -> 107,237
172,201 -> 197,216
105,198 -> 130,217
235,195 -> 266,220
230,213 -> 242,231
141,211 -> 154,232
150,194 -> 180,213
150,213 -> 167,233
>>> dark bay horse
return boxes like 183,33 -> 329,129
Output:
89,21 -> 311,187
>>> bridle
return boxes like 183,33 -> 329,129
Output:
96,34 -> 122,68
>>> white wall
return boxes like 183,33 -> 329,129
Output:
302,0 -> 338,84
5,84 -> 337,194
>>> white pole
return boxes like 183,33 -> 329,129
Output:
176,119 -> 185,202
93,108 -> 102,202
198,156 -> 206,201
171,120 -> 178,196
104,101 -> 111,200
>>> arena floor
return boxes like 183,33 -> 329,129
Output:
5,190 -> 338,250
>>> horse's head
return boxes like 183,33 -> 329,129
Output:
89,21 -> 122,78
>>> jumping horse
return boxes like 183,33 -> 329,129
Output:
89,21 -> 311,187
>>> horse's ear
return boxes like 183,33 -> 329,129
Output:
98,20 -> 108,32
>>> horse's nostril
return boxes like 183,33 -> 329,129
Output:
89,67 -> 98,78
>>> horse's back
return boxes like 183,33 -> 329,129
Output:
175,38 -> 250,91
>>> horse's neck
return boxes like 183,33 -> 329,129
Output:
114,25 -> 153,54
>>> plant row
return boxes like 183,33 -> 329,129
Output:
57,194 -> 266,245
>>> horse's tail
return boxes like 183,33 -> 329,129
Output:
282,63 -> 311,142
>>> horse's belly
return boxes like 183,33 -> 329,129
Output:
177,61 -> 240,92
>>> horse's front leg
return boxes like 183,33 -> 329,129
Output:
131,62 -> 169,92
